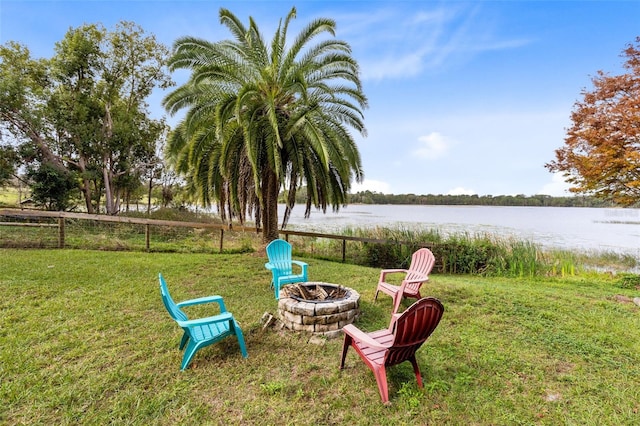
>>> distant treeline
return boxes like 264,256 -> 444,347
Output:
346,191 -> 616,207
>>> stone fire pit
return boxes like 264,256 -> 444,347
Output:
278,282 -> 360,338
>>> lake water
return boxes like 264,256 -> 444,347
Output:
279,204 -> 640,256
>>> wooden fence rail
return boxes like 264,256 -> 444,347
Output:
0,208 -> 432,262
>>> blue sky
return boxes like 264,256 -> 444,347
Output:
2,0 -> 639,196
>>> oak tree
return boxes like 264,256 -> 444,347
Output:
547,37 -> 640,206
0,143 -> 19,187
0,22 -> 171,213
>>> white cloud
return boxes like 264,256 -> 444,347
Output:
350,4 -> 532,82
350,179 -> 391,194
447,187 -> 477,195
539,172 -> 573,196
362,53 -> 425,80
414,132 -> 450,159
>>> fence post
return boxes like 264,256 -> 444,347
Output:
219,229 -> 224,253
342,239 -> 346,263
145,224 -> 150,251
58,217 -> 65,248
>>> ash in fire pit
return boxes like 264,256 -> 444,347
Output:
278,282 -> 360,338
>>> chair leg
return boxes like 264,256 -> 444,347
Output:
374,289 -> 379,302
233,320 -> 248,358
180,341 -> 201,371
392,291 -> 403,314
373,366 -> 390,403
179,332 -> 189,350
409,356 -> 423,388
339,335 -> 352,369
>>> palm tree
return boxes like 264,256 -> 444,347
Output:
163,7 -> 367,242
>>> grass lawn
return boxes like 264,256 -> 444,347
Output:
1,249 -> 639,425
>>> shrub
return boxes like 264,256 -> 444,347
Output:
615,273 -> 640,289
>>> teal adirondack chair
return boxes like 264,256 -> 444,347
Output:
159,273 -> 248,370
264,239 -> 308,299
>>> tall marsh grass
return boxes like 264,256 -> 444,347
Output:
339,225 -> 638,277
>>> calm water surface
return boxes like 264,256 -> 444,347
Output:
279,204 -> 640,256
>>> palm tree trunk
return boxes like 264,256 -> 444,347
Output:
261,167 -> 280,243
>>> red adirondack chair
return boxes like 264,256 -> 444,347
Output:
374,248 -> 435,314
339,297 -> 444,403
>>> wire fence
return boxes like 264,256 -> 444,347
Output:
0,208 -> 430,268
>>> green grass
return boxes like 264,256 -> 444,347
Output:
1,249 -> 640,425
0,187 -> 20,206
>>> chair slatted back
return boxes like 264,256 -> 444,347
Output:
266,239 -> 293,275
404,249 -> 435,293
386,297 -> 444,367
159,273 -> 188,322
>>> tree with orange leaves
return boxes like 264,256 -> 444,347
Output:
546,37 -> 640,206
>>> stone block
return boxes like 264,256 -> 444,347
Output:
315,302 -> 339,315
337,300 -> 357,312
322,329 -> 343,339
280,310 -> 303,325
328,311 -> 352,323
302,314 -> 325,325
314,322 -> 340,333
291,322 -> 314,332
289,301 -> 316,316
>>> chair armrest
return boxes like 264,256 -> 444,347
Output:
177,312 -> 234,328
265,262 -> 275,270
291,260 -> 308,272
342,324 -> 392,349
379,268 -> 408,282
177,295 -> 227,313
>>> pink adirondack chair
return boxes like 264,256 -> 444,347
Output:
339,297 -> 445,403
374,248 -> 435,314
